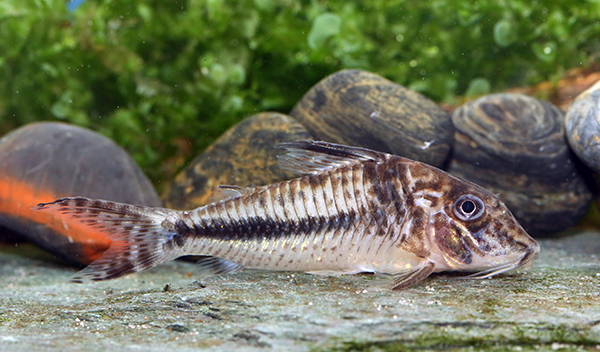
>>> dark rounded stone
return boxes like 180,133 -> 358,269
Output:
566,80 -> 600,173
448,93 -> 592,236
565,80 -> 600,213
0,122 -> 161,265
164,112 -> 312,209
290,69 -> 454,167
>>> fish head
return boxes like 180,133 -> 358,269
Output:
428,177 -> 540,277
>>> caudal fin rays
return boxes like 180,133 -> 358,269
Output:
35,197 -> 183,282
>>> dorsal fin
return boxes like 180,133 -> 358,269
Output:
277,140 -> 387,175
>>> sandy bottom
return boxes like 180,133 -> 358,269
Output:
0,230 -> 599,351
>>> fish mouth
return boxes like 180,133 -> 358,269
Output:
517,246 -> 539,268
465,248 -> 538,280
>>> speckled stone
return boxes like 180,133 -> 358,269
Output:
565,80 -> 600,214
449,93 -> 592,236
290,69 -> 454,167
566,79 -> 600,173
0,122 -> 161,265
164,112 -> 312,209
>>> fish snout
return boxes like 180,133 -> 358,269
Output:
517,240 -> 540,269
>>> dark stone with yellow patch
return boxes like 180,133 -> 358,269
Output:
290,69 -> 454,168
164,112 -> 312,209
448,93 -> 592,236
0,122 -> 161,265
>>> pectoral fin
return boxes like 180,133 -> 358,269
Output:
389,261 -> 435,290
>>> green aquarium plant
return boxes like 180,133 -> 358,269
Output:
0,0 -> 599,185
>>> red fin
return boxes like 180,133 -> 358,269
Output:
35,197 -> 183,282
0,177 -> 112,264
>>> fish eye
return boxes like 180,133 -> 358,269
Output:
453,194 -> 485,221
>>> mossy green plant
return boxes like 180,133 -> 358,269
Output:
1,0 -> 599,186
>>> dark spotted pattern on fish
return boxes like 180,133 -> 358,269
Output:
37,197 -> 182,282
35,141 -> 540,289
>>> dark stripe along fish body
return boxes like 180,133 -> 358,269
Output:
36,141 -> 539,289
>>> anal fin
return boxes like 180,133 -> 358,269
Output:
196,256 -> 244,276
305,269 -> 363,276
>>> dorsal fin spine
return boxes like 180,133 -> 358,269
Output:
277,140 -> 387,175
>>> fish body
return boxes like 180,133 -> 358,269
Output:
36,141 -> 539,289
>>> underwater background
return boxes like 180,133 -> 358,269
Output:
2,0 -> 599,186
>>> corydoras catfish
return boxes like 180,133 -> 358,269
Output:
36,141 -> 539,289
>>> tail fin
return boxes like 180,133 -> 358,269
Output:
35,197 -> 184,282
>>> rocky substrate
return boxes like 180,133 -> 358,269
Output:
0,230 -> 598,351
